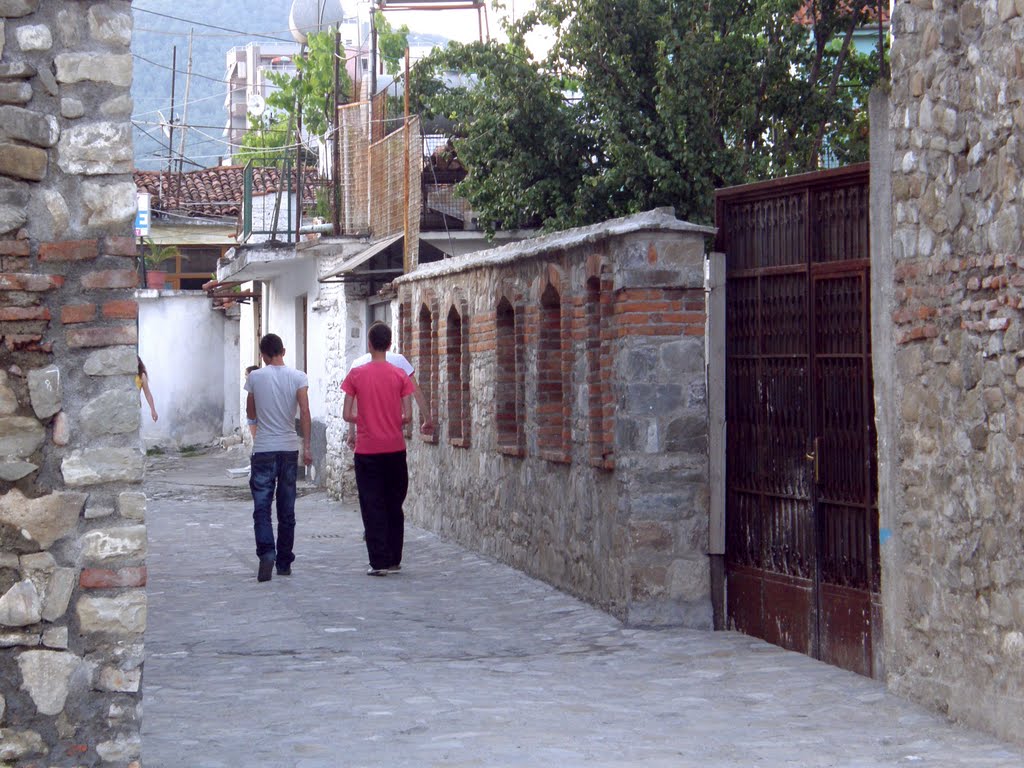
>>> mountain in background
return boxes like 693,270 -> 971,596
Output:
131,1 -> 451,171
132,0 -> 297,171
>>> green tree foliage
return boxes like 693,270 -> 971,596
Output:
411,0 -> 885,230
233,113 -> 293,165
375,12 -> 411,75
234,28 -> 353,164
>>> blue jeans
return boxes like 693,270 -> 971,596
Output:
249,451 -> 298,570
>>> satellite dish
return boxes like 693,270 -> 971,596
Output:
247,94 -> 266,117
289,0 -> 353,44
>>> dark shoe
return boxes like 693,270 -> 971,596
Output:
257,558 -> 274,582
366,566 -> 388,577
387,564 -> 401,573
276,566 -> 291,576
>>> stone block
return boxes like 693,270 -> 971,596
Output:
76,591 -> 147,635
80,525 -> 147,563
0,488 -> 86,550
56,121 -> 132,175
0,630 -> 40,647
52,411 -> 69,446
82,179 -> 138,229
88,4 -> 132,47
0,460 -> 37,480
84,345 -> 137,376
0,0 -> 40,18
118,492 -> 146,521
0,141 -> 45,183
54,53 -> 131,86
80,390 -> 139,435
97,665 -> 141,692
0,81 -> 32,104
27,364 -> 60,419
60,96 -> 84,119
40,567 -> 76,621
61,447 -> 144,485
0,105 -> 58,147
15,23 -> 52,51
0,370 -> 16,415
0,414 -> 44,459
0,579 -> 41,626
96,735 -> 141,762
0,728 -> 45,761
17,649 -> 82,715
42,625 -> 68,649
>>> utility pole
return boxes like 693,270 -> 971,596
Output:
176,29 -> 194,177
333,28 -> 342,236
164,46 -> 177,214
402,47 -> 410,274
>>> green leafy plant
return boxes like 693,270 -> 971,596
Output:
143,238 -> 182,271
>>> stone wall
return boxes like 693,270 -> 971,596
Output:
0,1 -> 144,765
882,0 -> 1024,743
391,210 -> 715,627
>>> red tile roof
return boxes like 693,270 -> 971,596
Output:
133,166 -> 320,219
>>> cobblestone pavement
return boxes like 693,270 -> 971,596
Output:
141,447 -> 1024,768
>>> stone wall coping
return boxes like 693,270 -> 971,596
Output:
395,208 -> 717,285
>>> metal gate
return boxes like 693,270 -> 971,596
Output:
715,164 -> 880,677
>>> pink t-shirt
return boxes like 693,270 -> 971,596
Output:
341,360 -> 414,454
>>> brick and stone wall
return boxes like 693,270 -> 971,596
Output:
880,0 -> 1024,743
391,210 -> 715,627
0,1 -> 144,765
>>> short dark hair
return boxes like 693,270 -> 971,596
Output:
367,322 -> 392,352
259,333 -> 284,357
245,365 -> 260,375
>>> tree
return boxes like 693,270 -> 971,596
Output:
374,12 -> 411,75
411,39 -> 595,233
411,0 -> 886,230
232,28 -> 353,165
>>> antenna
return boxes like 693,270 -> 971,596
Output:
157,111 -> 172,138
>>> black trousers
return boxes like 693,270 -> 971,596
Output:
354,450 -> 409,570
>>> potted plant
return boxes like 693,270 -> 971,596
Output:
142,239 -> 181,289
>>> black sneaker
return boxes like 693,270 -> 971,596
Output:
276,566 -> 291,576
387,564 -> 401,573
366,566 -> 388,577
257,558 -> 274,582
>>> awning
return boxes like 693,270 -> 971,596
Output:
318,234 -> 403,283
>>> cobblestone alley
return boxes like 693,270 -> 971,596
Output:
139,447 -> 1024,768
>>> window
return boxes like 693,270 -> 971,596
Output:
495,298 -> 523,454
446,305 -> 470,446
586,277 -> 612,466
418,304 -> 437,444
537,284 -> 566,457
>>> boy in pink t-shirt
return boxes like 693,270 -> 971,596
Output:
341,322 -> 414,576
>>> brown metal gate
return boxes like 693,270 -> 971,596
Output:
715,164 -> 880,677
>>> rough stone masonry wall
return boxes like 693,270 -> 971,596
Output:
883,0 -> 1024,743
394,211 -> 714,627
0,1 -> 145,766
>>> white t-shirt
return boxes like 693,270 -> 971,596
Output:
244,364 -> 308,452
349,351 -> 414,377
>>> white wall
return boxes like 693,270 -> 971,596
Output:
138,292 -> 240,450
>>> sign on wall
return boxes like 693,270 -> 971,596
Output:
135,192 -> 151,237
